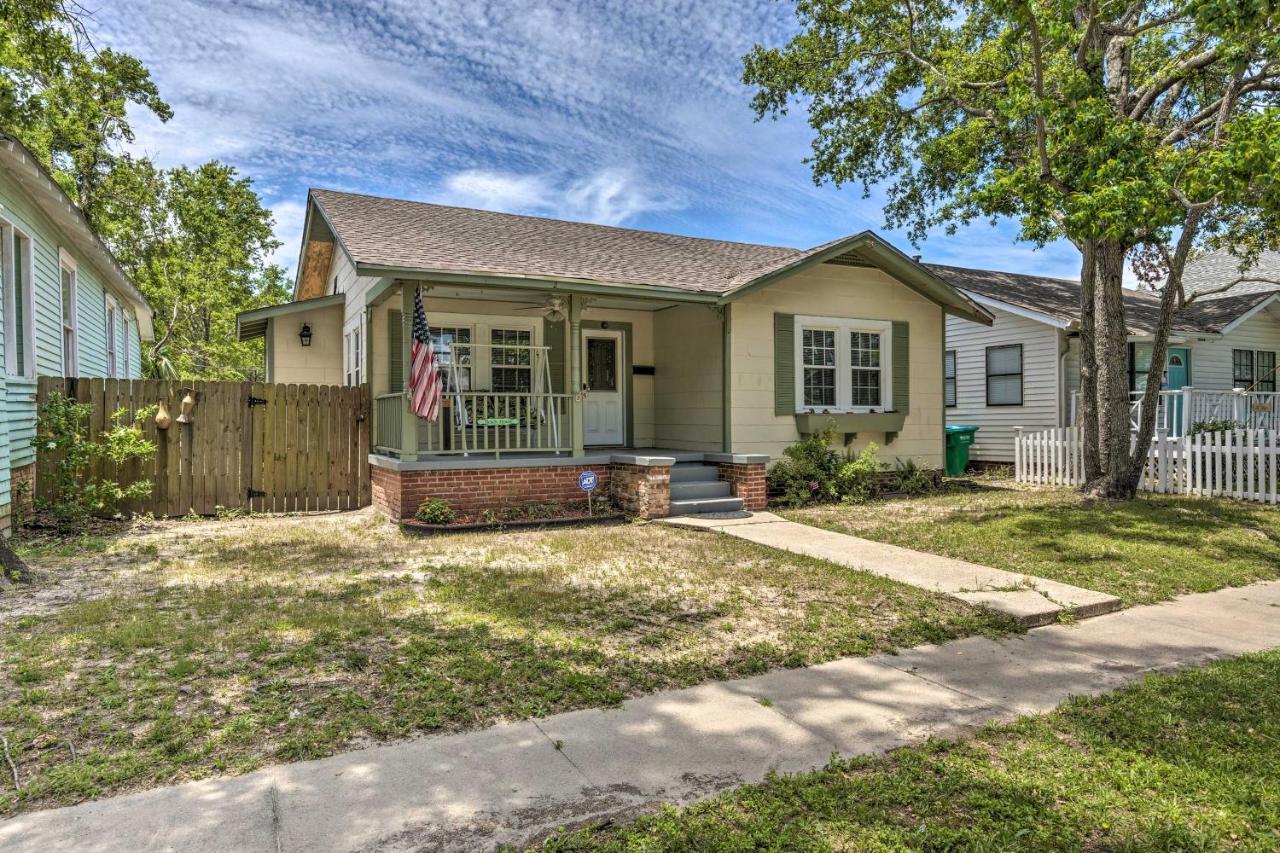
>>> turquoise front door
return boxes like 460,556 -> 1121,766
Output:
1166,348 -> 1190,435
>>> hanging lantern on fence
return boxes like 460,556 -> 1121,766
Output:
176,392 -> 196,424
155,401 -> 172,430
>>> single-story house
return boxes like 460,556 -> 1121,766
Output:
939,255 -> 1280,462
0,132 -> 152,533
238,189 -> 991,518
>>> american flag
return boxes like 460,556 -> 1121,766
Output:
409,286 -> 442,421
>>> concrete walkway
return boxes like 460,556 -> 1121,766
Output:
3,581 -> 1277,853
664,512 -> 1121,626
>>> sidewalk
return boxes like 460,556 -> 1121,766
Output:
3,581 -> 1277,853
664,512 -> 1121,625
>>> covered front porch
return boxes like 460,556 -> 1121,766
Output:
366,278 -> 729,462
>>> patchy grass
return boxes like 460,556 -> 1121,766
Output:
544,649 -> 1280,851
0,511 -> 1014,815
785,481 -> 1280,606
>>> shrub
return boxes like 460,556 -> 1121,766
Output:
836,443 -> 884,504
892,457 -> 936,495
766,422 -> 843,506
34,393 -> 157,530
414,497 -> 456,524
1189,418 -> 1242,436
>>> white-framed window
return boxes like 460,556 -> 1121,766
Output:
60,250 -> 79,377
105,294 -> 119,377
490,327 -> 533,392
944,349 -> 957,408
1,221 -> 35,377
794,316 -> 893,413
430,325 -> 473,390
345,323 -> 362,386
985,344 -> 1023,406
121,314 -> 131,377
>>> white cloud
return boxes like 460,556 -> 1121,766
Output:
440,167 -> 682,226
268,199 -> 307,272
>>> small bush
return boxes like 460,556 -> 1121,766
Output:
34,393 -> 157,530
766,422 -> 843,506
1189,418 -> 1242,436
836,443 -> 884,504
415,497 -> 456,524
892,458 -> 936,496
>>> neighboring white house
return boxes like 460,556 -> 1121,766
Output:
937,253 -> 1280,463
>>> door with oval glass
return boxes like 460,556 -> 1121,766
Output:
582,329 -> 625,446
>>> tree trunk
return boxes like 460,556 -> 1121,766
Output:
1077,240 -> 1102,484
1090,240 -> 1135,498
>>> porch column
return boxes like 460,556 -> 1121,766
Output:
400,283 -> 419,461
569,293 -> 585,457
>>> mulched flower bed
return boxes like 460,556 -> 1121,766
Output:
402,500 -> 626,535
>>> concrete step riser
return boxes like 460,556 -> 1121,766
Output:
670,465 -> 720,483
669,497 -> 746,516
670,481 -> 732,500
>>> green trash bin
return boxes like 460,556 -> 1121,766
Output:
944,425 -> 979,477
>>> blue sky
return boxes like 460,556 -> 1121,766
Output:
93,0 -> 1084,279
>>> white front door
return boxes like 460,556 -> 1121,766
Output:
582,329 -> 625,446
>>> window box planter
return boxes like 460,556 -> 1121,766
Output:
794,411 -> 906,436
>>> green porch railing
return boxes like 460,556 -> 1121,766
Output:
375,391 -> 574,457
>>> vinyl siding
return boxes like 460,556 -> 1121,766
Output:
1182,307 -> 1280,388
731,263 -> 945,466
945,305 -> 1064,463
654,302 -> 722,451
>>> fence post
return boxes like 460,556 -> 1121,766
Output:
1180,387 -> 1193,437
1013,426 -> 1023,482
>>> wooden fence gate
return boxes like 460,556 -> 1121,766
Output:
36,377 -> 370,516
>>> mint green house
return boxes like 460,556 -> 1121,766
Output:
0,133 -> 152,533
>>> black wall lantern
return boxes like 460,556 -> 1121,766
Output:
299,323 -> 313,347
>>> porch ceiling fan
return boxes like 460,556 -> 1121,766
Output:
517,295 -> 567,323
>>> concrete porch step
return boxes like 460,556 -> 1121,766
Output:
670,463 -> 720,483
669,480 -> 732,501
669,496 -> 745,516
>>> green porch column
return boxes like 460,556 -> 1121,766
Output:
400,283 -> 419,461
569,294 -> 585,457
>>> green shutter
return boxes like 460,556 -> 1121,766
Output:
387,310 -> 404,392
774,313 -> 795,415
544,317 -> 565,393
891,320 -> 910,414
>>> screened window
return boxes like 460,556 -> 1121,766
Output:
1233,349 -> 1255,389
1257,351 -> 1277,393
121,315 -> 131,378
350,325 -> 361,385
430,326 -> 472,390
801,328 -> 838,407
849,331 -> 882,408
490,328 -> 532,392
2,226 -> 32,377
944,349 -> 957,408
985,345 -> 1023,406
105,295 -> 119,378
61,261 -> 78,376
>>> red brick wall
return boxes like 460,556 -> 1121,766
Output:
717,461 -> 767,511
373,463 -> 613,520
10,463 -> 34,517
609,463 -> 670,519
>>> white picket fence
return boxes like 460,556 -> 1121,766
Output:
1014,427 -> 1280,504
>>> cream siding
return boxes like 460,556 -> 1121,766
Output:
944,304 -> 1064,463
268,303 -> 345,385
654,303 -> 722,451
731,263 -> 945,466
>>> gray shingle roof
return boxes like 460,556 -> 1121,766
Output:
311,189 -> 799,294
1184,250 -> 1280,299
927,262 -> 1280,335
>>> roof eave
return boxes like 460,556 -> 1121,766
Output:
718,233 -> 995,325
961,291 -> 1075,330
352,264 -> 724,303
236,292 -> 346,341
1216,293 -> 1280,336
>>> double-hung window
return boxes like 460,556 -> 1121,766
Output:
2,223 -> 33,377
944,349 -> 957,408
491,327 -> 532,392
795,317 -> 892,412
985,344 -> 1023,406
60,251 -> 79,376
105,294 -> 119,377
1233,349 -> 1255,389
430,325 -> 472,390
1257,351 -> 1277,392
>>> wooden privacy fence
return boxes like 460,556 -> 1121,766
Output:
1014,426 -> 1280,504
36,377 -> 370,516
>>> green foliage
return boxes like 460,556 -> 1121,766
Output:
414,497 -> 456,525
34,392 -> 157,529
766,423 -> 843,506
835,442 -> 884,504
1189,418 -> 1242,436
94,158 -> 289,379
892,457 -> 936,496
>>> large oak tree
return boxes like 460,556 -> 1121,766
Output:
745,0 -> 1280,498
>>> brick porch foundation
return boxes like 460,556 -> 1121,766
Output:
372,462 -> 612,519
608,460 -> 672,519
711,455 -> 769,511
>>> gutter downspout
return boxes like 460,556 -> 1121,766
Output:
721,305 -> 732,453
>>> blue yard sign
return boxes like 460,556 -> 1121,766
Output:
578,470 -> 598,492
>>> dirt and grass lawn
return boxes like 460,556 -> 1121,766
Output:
786,479 -> 1280,607
0,511 -> 1013,815
545,647 -> 1280,851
